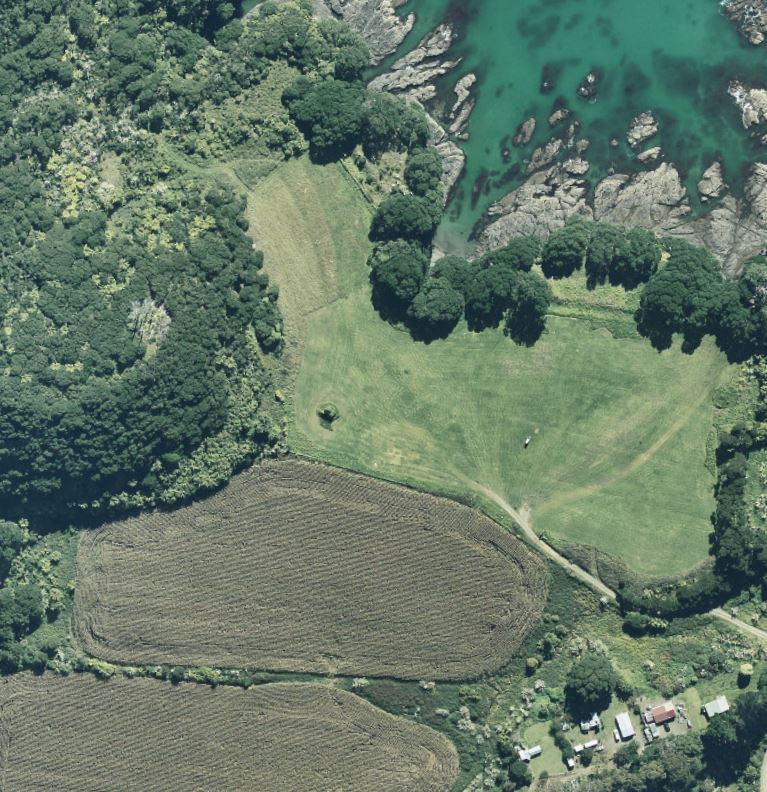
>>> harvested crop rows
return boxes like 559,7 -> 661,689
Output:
0,675 -> 458,792
75,459 -> 546,679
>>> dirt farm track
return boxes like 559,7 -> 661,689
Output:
0,675 -> 458,791
74,459 -> 547,679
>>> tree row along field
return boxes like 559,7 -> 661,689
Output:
250,157 -> 729,577
0,675 -> 458,792
74,459 -> 546,679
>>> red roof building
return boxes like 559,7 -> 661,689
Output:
650,703 -> 675,725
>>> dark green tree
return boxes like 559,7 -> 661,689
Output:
540,220 -> 590,279
283,77 -> 365,162
407,279 -> 464,338
565,652 -> 616,716
404,147 -> 443,197
369,193 -> 441,243
609,226 -> 661,290
369,240 -> 429,304
361,92 -> 428,159
504,271 -> 551,346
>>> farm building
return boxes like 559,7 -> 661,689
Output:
615,712 -> 635,741
517,745 -> 542,762
579,713 -> 601,733
646,702 -> 675,726
584,739 -> 600,750
566,757 -> 575,770
702,695 -> 730,719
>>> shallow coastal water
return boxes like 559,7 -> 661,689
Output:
393,0 -> 767,251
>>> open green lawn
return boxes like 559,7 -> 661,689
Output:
252,156 -> 730,576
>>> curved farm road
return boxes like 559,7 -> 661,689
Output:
474,485 -> 767,651
472,483 -> 617,601
710,608 -> 767,644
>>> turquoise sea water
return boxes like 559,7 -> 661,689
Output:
391,0 -> 767,251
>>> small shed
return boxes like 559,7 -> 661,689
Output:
573,743 -> 584,754
566,756 -> 575,770
584,739 -> 599,750
615,712 -> 636,741
650,702 -> 675,725
702,695 -> 730,719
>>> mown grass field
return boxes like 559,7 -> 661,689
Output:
75,459 -> 546,679
0,675 -> 458,792
254,157 -> 729,576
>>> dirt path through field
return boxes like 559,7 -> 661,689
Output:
475,485 -> 767,651
710,608 -> 767,644
472,483 -> 617,600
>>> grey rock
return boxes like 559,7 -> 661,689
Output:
728,80 -> 767,127
723,0 -> 767,45
526,137 -> 564,174
698,162 -> 726,201
428,116 -> 465,203
513,117 -> 536,146
563,158 -> 590,176
477,160 -> 767,275
548,108 -> 570,126
627,112 -> 658,147
367,24 -> 459,95
478,163 -> 592,247
593,163 -> 690,232
448,74 -> 477,135
636,146 -> 662,164
322,0 -> 415,64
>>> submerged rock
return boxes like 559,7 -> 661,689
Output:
512,117 -> 537,146
322,0 -> 415,65
577,69 -> 601,99
698,162 -> 726,201
627,112 -> 658,147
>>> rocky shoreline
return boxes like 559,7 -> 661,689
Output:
722,0 -> 767,45
321,0 -> 767,273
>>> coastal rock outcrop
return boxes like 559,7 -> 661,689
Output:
626,112 -> 658,147
698,162 -> 726,201
723,0 -> 767,45
322,0 -> 415,64
526,138 -> 564,174
513,117 -> 537,146
367,24 -> 459,100
428,116 -> 466,202
637,146 -> 662,165
477,161 -> 767,274
728,80 -> 767,127
478,163 -> 591,246
448,73 -> 477,135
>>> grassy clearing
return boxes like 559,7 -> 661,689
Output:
0,675 -> 458,792
75,459 -> 546,679
291,291 -> 725,575
249,156 -> 730,575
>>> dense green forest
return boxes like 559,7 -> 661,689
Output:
0,0 -> 412,516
